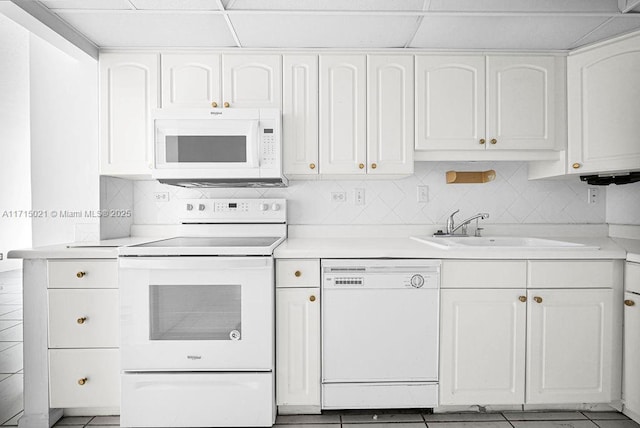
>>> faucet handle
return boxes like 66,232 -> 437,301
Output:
446,209 -> 460,234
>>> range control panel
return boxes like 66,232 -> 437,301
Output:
179,198 -> 286,224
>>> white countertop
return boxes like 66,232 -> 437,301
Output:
7,237 -> 161,259
273,236 -> 627,260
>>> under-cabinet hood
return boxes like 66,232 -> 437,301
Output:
158,177 -> 288,188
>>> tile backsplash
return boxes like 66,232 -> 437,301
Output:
606,181 -> 640,225
101,162 -> 607,237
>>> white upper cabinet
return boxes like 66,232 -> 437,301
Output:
319,55 -> 367,174
567,33 -> 640,174
161,54 -> 221,109
99,53 -> 159,177
416,55 -> 562,153
283,55 -> 319,176
367,55 -> 414,175
222,54 -> 282,109
416,55 -> 486,150
487,56 -> 557,150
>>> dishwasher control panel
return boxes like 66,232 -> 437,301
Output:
322,259 -> 440,289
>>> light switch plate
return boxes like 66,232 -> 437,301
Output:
417,185 -> 429,203
355,188 -> 365,206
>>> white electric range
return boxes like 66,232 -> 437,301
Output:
118,198 -> 286,428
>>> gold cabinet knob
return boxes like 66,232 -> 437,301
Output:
490,138 -> 497,145
294,270 -> 301,277
309,163 -> 316,170
211,101 -> 218,108
309,295 -> 316,302
77,317 -> 87,325
519,296 -> 527,303
76,271 -> 86,278
533,296 -> 543,304
572,163 -> 581,169
359,163 -> 365,169
479,139 -> 486,145
223,102 -> 230,108
78,377 -> 87,386
625,299 -> 636,307
371,163 -> 377,169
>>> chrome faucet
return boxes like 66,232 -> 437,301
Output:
443,210 -> 490,236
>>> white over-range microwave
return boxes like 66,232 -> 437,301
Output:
151,108 -> 287,187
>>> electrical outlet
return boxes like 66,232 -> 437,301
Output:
354,188 -> 365,206
588,188 -> 598,204
154,192 -> 170,202
417,185 -> 429,203
0,252 -> 3,260
331,192 -> 346,202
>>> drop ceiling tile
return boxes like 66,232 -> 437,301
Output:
410,16 -> 611,50
39,0 -> 133,9
55,11 -> 236,47
427,0 -> 619,12
230,14 -> 420,47
572,16 -> 640,47
225,0 -> 425,11
129,0 -> 220,10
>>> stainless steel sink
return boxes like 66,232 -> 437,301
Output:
410,236 -> 600,250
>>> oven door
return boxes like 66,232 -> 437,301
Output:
119,256 -> 273,371
153,119 -> 260,179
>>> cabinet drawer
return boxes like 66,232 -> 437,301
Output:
48,289 -> 119,348
528,260 -> 619,288
277,259 -> 320,288
442,260 -> 527,288
626,262 -> 640,294
48,260 -> 117,288
49,349 -> 120,408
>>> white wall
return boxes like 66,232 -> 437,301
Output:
606,182 -> 640,225
0,14 -> 31,271
29,34 -> 100,247
99,162 -> 606,231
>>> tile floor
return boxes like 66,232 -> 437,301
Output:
1,269 -> 638,428
49,411 -> 640,428
0,269 -> 23,427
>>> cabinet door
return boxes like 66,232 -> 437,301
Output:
486,56 -> 557,150
440,289 -> 526,405
624,292 -> 640,417
367,55 -> 414,175
99,53 -> 158,176
567,33 -> 640,174
415,55 -> 485,150
527,289 -> 613,404
283,55 -> 319,176
276,288 -> 320,408
222,54 -> 282,108
319,55 -> 367,174
161,54 -> 220,109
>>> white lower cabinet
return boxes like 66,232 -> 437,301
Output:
49,349 -> 120,408
624,262 -> 640,422
440,289 -> 526,405
275,259 -> 321,413
439,260 -> 620,407
526,289 -> 613,404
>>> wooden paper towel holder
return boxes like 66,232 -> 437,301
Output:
446,170 -> 496,184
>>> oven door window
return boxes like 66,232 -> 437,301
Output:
149,284 -> 241,341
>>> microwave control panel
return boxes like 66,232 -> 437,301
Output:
260,121 -> 278,168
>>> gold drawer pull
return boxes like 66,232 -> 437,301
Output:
309,295 -> 316,302
76,271 -> 86,278
625,299 -> 635,307
519,296 -> 527,302
223,102 -> 230,108
533,296 -> 543,304
211,101 -> 218,108
78,377 -> 87,386
490,138 -> 497,145
294,270 -> 301,277
572,163 -> 581,169
77,317 -> 87,325
479,139 -> 485,145
371,163 -> 377,169
359,163 -> 365,169
309,163 -> 316,170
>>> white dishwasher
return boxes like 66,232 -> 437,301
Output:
322,259 -> 440,410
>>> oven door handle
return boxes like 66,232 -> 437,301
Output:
119,256 -> 272,270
